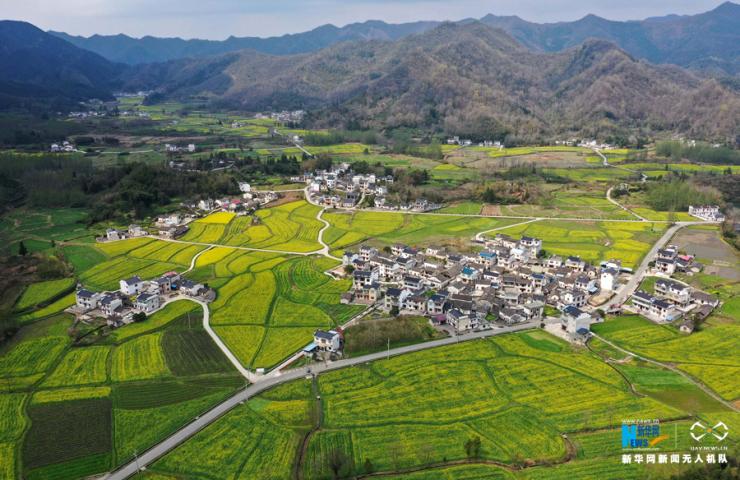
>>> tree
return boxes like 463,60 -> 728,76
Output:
132,312 -> 147,323
327,448 -> 349,479
18,241 -> 27,256
464,435 -> 482,459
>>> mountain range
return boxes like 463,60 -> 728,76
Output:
0,4 -> 738,140
50,2 -> 740,76
122,21 -> 739,140
0,21 -> 122,110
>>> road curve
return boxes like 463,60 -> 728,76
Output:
104,322 -> 536,480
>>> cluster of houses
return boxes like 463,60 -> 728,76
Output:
340,234 -> 621,340
306,163 -> 391,209
688,205 -> 725,223
100,214 -> 193,242
73,272 -> 208,327
446,136 -> 502,148
165,143 -> 197,153
50,141 -> 77,153
254,110 -> 305,123
652,244 -> 702,276
305,163 -> 439,211
190,184 -> 278,214
629,245 -> 720,330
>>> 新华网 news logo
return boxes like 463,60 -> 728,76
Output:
622,420 -> 668,449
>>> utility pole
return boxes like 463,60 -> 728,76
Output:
387,338 -> 390,360
134,450 -> 141,471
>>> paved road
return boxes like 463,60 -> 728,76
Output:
145,235 -> 322,257
305,191 -> 666,223
314,202 -> 341,261
104,321 -> 536,480
603,222 -> 707,309
592,333 -> 738,412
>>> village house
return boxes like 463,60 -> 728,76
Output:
180,279 -> 205,297
120,276 -> 145,296
313,330 -> 342,353
100,294 -> 123,317
134,292 -> 160,313
631,291 -> 682,322
75,289 -> 102,310
688,205 -> 725,222
655,279 -> 691,305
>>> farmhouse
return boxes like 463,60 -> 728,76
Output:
314,330 -> 342,353
120,276 -> 145,296
134,292 -> 160,313
75,289 -> 102,310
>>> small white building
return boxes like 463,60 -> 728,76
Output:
314,330 -> 341,353
134,292 -> 160,313
600,269 -> 618,291
75,289 -> 102,310
100,294 -> 123,317
120,276 -> 145,296
238,182 -> 251,193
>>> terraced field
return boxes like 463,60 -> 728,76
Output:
199,252 -> 362,369
182,200 -> 324,252
144,331 -> 694,479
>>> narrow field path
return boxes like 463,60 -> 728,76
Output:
590,333 -> 738,412
315,206 -> 340,261
605,186 -> 647,222
143,234 -> 316,256
183,245 -> 214,274
474,218 -> 541,242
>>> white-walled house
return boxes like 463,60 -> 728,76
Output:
134,292 -> 160,313
76,289 -> 102,310
120,276 -> 145,296
314,330 -> 341,352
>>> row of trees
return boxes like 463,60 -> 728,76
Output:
655,141 -> 739,165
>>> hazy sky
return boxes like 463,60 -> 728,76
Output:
0,0 -> 728,39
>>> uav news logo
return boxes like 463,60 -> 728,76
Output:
690,421 -> 729,442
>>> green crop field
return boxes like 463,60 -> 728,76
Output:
0,297 -> 242,479
592,316 -> 740,401
0,208 -> 92,256
42,346 -> 109,387
143,329 -> 713,479
323,210 -> 523,254
14,278 -> 75,311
